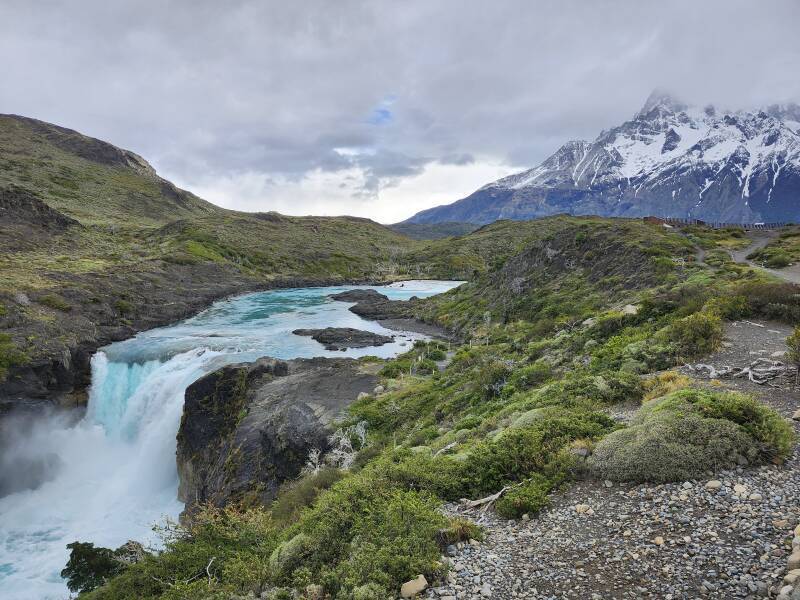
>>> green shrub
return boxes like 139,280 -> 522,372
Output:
589,411 -> 755,483
413,358 -> 438,376
495,475 -> 552,519
658,388 -> 795,460
83,506 -> 278,599
529,371 -> 643,410
439,517 -> 484,545
467,412 -> 614,493
335,490 -> 445,592
61,542 -> 126,594
663,311 -> 722,358
269,533 -> 312,580
352,583 -> 390,600
787,326 -> 800,384
734,281 -> 800,324
271,468 -> 344,524
704,295 -> 748,320
476,359 -> 512,399
39,292 -> 71,311
427,348 -> 447,361
114,299 -> 134,315
765,252 -> 791,268
589,388 -> 793,483
504,362 -> 552,396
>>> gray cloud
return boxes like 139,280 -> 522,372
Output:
0,0 -> 798,218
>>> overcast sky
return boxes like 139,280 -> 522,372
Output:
1,1 -> 798,223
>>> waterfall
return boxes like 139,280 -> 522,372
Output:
0,281 -> 462,599
0,348 -> 226,600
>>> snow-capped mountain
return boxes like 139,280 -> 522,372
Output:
405,91 -> 800,225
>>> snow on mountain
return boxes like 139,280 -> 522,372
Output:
405,91 -> 800,225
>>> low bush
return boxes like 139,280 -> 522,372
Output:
734,281 -> 800,324
589,411 -> 754,483
270,468 -> 344,524
439,517 -> 484,545
765,252 -> 791,268
114,299 -> 134,315
467,411 -> 615,493
38,292 -> 71,311
82,506 -> 279,599
494,475 -> 552,519
589,389 -> 793,483
656,388 -> 795,460
662,311 -> 722,358
527,371 -> 643,410
503,361 -> 552,396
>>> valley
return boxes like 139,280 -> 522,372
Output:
1,115 -> 799,600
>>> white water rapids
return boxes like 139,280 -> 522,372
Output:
0,281 -> 460,599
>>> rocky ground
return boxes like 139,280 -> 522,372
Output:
419,319 -> 800,600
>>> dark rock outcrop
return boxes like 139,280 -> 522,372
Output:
328,289 -> 390,303
292,327 -> 393,350
328,289 -> 416,320
176,356 -> 379,510
328,288 -> 455,340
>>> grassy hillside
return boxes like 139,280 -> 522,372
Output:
0,114 -> 219,226
0,115 -> 422,403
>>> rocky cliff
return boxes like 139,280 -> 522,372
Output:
176,356 -> 379,510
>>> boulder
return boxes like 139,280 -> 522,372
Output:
292,327 -> 393,350
400,574 -> 428,598
621,304 -> 639,315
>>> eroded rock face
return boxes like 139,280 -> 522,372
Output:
291,327 -> 393,350
176,356 -> 378,510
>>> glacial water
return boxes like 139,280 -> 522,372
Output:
0,281 -> 461,600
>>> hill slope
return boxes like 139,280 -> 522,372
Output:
0,115 -> 421,407
405,91 -> 800,225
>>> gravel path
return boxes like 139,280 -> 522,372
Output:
730,232 -> 800,285
420,320 -> 800,600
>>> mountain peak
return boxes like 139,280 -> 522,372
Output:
637,88 -> 687,118
404,91 -> 800,225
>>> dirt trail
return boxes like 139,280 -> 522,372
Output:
730,231 -> 800,285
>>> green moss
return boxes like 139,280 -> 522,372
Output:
0,333 -> 28,380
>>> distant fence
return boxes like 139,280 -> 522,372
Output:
643,216 -> 790,230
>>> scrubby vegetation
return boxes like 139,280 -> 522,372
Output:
0,332 -> 28,380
